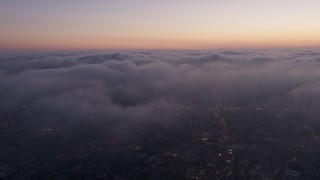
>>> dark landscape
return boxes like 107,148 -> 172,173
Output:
1,50 -> 320,179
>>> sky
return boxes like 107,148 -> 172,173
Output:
1,0 -> 320,50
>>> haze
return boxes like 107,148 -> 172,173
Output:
1,0 -> 320,50
2,1 -> 320,179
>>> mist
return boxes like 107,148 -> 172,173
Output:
1,49 -> 320,179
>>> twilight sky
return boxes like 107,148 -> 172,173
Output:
1,0 -> 320,50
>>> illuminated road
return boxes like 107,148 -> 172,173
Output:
210,89 -> 233,177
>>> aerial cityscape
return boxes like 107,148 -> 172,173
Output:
1,0 -> 320,179
1,50 -> 320,179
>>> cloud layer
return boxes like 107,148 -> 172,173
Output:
1,49 -> 320,129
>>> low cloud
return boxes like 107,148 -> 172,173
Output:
1,50 -> 320,129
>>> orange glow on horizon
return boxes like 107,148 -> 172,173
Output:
1,33 -> 320,51
1,0 -> 320,51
